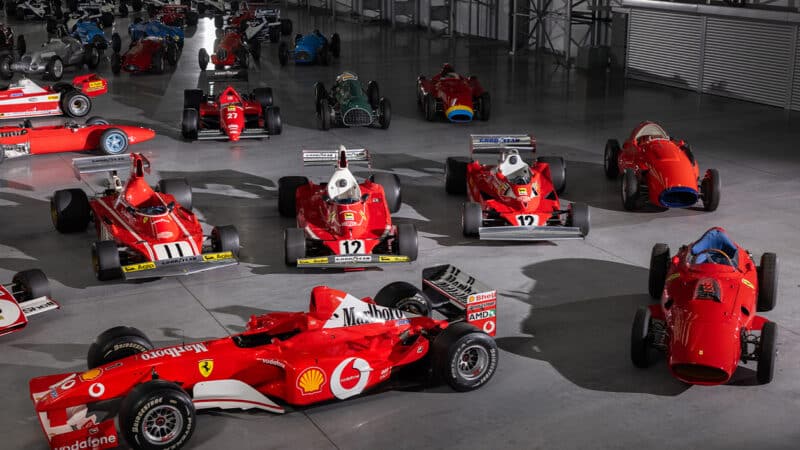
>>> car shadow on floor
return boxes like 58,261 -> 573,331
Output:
496,257 -> 690,396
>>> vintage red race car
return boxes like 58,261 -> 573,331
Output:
631,227 -> 778,385
151,4 -> 199,27
416,63 -> 490,123
29,265 -> 498,450
181,85 -> 281,141
446,134 -> 590,241
0,74 -> 107,119
198,28 -> 259,70
0,116 -> 155,164
110,36 -> 180,75
0,269 -> 58,337
605,121 -> 721,211
278,148 -> 418,268
50,153 -> 240,281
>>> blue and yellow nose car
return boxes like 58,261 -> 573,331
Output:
128,19 -> 185,49
277,30 -> 340,66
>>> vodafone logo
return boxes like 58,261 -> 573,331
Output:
483,320 -> 496,334
330,357 -> 372,400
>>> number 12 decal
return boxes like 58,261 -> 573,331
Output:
340,240 -> 365,254
515,215 -> 538,226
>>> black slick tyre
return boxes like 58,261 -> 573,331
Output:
157,179 -> 192,211
648,243 -> 670,299
568,202 -> 590,237
181,109 -> 199,140
622,168 -> 640,211
211,225 -> 240,256
604,139 -> 621,178
757,253 -> 778,312
701,168 -> 721,212
371,173 -> 402,213
395,223 -> 418,261
61,90 -> 92,117
374,281 -> 432,317
462,202 -> 482,237
284,228 -> 306,266
445,157 -> 468,195
92,240 -> 122,281
265,106 -> 282,135
277,176 -> 308,218
630,306 -> 655,368
87,326 -> 153,369
12,269 -> 50,301
537,156 -> 566,194
431,322 -> 498,391
118,380 -> 196,450
756,321 -> 777,385
51,188 -> 90,233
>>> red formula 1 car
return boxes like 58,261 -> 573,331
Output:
446,134 -> 590,241
110,36 -> 180,75
0,117 -> 155,164
631,227 -> 778,385
181,85 -> 281,141
50,153 -> 240,281
0,269 -> 58,337
198,28 -> 259,71
0,74 -> 106,119
416,63 -> 490,123
605,121 -> 721,211
278,148 -> 418,268
29,265 -> 498,450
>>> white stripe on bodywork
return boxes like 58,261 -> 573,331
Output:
95,200 -> 156,261
169,212 -> 200,255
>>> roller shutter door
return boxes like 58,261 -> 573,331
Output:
627,9 -> 703,90
703,19 -> 793,108
792,30 -> 800,111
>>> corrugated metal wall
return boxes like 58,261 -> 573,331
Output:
626,8 -> 800,110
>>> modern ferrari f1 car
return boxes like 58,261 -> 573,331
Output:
29,265 -> 498,450
198,27 -> 259,70
50,153 -> 240,281
279,147 -> 418,268
605,121 -> 721,211
181,85 -> 281,141
0,74 -> 107,119
277,29 -> 340,66
631,227 -> 778,385
446,135 -> 589,241
314,72 -> 390,130
5,32 -> 102,80
417,63 -> 490,123
0,116 -> 155,164
0,269 -> 58,338
111,36 -> 181,75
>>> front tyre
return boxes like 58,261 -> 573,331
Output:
431,322 -> 498,391
630,306 -> 656,368
568,202 -> 590,237
756,321 -> 777,385
51,188 -> 90,233
701,168 -> 721,212
395,223 -> 418,261
374,281 -> 433,317
284,228 -> 306,266
462,202 -> 482,237
87,326 -> 153,369
12,269 -> 51,301
648,243 -> 670,299
757,253 -> 778,312
98,128 -> 129,155
119,380 -> 196,450
444,157 -> 468,195
277,176 -> 308,218
211,225 -> 240,256
604,139 -> 621,178
92,240 -> 121,281
61,90 -> 92,118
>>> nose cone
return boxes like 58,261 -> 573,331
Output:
445,105 -> 474,122
659,186 -> 699,208
668,320 -> 739,385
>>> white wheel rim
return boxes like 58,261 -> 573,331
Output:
457,344 -> 489,381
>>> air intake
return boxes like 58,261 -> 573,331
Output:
343,108 -> 373,127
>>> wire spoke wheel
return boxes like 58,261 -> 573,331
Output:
142,404 -> 183,444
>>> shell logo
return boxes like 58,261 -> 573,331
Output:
80,368 -> 102,381
296,367 -> 326,395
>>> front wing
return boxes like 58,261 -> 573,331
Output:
121,251 -> 238,279
296,254 -> 411,268
478,225 -> 584,241
196,128 -> 270,140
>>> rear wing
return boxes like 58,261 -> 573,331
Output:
72,154 -> 146,179
302,147 -> 371,167
421,265 -> 497,336
469,134 -> 536,157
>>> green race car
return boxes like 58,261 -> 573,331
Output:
314,72 -> 390,130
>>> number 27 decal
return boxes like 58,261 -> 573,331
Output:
515,215 -> 538,226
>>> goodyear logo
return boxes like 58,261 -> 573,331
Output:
122,262 -> 156,272
297,367 -> 326,395
378,255 -> 409,263
298,257 -> 328,265
343,212 -> 355,221
203,251 -> 234,262
47,95 -> 59,100
517,187 -> 528,196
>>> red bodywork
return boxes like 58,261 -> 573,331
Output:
156,5 -> 192,26
211,30 -> 246,67
0,74 -> 107,119
617,121 -> 712,208
28,286 -> 466,449
0,123 -> 154,157
0,281 -> 58,338
648,228 -> 770,385
119,38 -> 168,73
87,154 -> 205,265
197,86 -> 262,141
417,66 -> 486,122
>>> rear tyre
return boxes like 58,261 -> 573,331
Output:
151,50 -> 165,74
278,41 -> 288,66
92,240 -> 122,281
604,139 -> 621,178
119,381 -> 196,450
318,99 -> 332,130
157,179 -> 192,211
631,306 -> 656,368
462,202 -> 482,237
378,98 -> 391,129
12,269 -> 51,302
277,176 -> 308,218
98,129 -> 129,155
87,326 -> 153,369
757,253 -> 778,312
252,87 -> 273,109
313,82 -> 327,112
330,33 -> 341,58
62,90 -> 91,118
622,169 -> 640,211
648,243 -> 670,299
431,322 -> 498,391
701,168 -> 721,212
211,225 -> 240,256
84,45 -> 100,69
371,173 -> 402,213
477,92 -> 491,121
367,81 -> 380,109
265,106 -> 282,135
568,202 -> 590,237
51,189 -> 91,233
756,321 -> 777,385
44,56 -> 64,81
181,108 -> 199,140
537,156 -> 566,194
374,281 -> 432,317
16,35 -> 25,58
395,223 -> 418,261
198,48 -> 209,71
423,94 -> 436,121
0,54 -> 13,80
111,53 -> 122,75
284,228 -> 306,266
86,116 -> 109,125
444,157 -> 468,195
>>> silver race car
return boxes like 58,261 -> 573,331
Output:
4,33 -> 100,80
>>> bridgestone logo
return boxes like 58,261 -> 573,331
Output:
55,435 -> 116,450
343,304 -> 405,327
140,343 -> 208,360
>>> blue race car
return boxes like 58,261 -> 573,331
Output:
277,30 -> 340,66
69,19 -> 113,50
128,18 -> 185,48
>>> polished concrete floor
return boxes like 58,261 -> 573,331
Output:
2,7 -> 800,450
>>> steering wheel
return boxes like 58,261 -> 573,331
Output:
694,248 -> 736,270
